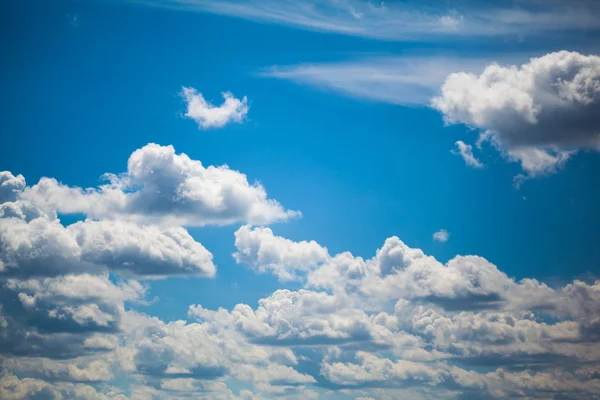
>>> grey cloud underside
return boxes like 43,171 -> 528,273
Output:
432,51 -> 600,179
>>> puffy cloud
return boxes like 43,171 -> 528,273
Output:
217,289 -> 374,345
233,225 -> 329,281
0,172 -> 25,203
0,274 -> 142,358
452,141 -> 483,168
69,220 -> 215,278
321,351 -> 445,387
432,229 -> 450,242
181,87 -> 249,129
3,357 -> 114,383
120,312 -> 314,390
3,143 -> 600,400
0,216 -> 215,278
19,144 -> 297,226
432,51 -> 600,177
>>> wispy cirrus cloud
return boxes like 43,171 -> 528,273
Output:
124,0 -> 600,41
262,56 -> 492,106
452,140 -> 484,168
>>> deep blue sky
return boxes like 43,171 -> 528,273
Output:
2,0 -> 599,321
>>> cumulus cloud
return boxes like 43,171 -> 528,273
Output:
3,218 -> 600,398
432,51 -> 600,178
2,139 -> 600,399
119,311 -> 314,392
181,87 -> 249,129
0,172 -> 25,203
0,215 -> 215,278
452,141 -> 484,168
432,229 -> 450,242
233,225 -> 329,281
19,144 -> 298,226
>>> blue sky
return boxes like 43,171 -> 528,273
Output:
1,0 -> 600,399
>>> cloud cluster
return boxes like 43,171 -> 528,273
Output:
433,51 -> 600,178
224,226 -> 600,398
181,87 -> 249,129
3,151 -> 600,398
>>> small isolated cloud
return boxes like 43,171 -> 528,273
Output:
181,87 -> 248,129
452,141 -> 484,168
433,229 -> 450,242
432,51 -> 600,180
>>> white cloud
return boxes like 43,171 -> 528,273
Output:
69,220 -> 215,278
263,56 -> 490,106
321,351 -> 445,386
233,225 -> 329,281
182,87 -> 249,129
432,229 -> 450,242
0,214 -> 215,278
18,143 -> 298,226
3,219 -> 600,398
452,141 -> 483,168
0,171 -> 25,204
432,51 -> 600,178
124,0 -> 600,41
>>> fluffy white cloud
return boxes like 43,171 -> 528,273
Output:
432,51 -> 600,177
432,229 -> 450,242
0,172 -> 25,203
233,225 -> 329,281
2,140 -> 600,400
0,273 -> 142,359
120,312 -> 314,390
0,215 -> 215,278
3,357 -> 114,383
69,220 -> 215,278
19,144 -> 297,226
321,351 -> 445,387
181,87 -> 249,129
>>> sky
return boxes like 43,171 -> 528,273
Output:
1,0 -> 600,399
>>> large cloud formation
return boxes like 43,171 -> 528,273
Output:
432,51 -> 600,179
2,164 -> 600,398
20,143 -> 298,226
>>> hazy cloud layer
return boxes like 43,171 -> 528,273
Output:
126,0 -> 600,41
